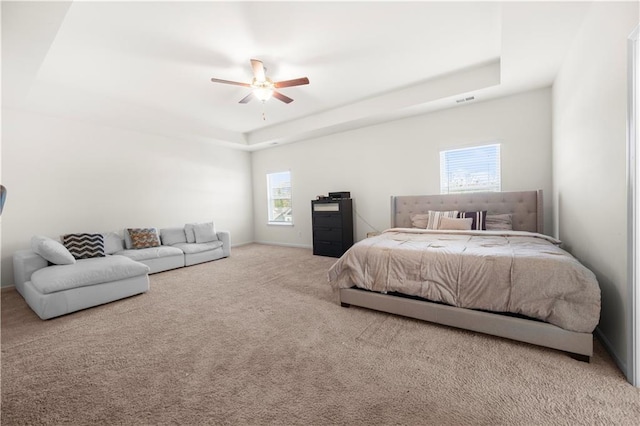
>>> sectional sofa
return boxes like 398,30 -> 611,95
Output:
12,223 -> 230,320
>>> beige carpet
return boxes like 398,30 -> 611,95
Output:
2,243 -> 639,425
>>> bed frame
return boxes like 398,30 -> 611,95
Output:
339,190 -> 594,361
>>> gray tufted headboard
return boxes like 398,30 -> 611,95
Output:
391,190 -> 543,234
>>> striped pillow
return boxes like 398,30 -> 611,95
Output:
426,210 -> 459,230
128,228 -> 161,249
458,211 -> 487,230
62,233 -> 106,259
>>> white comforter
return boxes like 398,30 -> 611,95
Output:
328,228 -> 601,333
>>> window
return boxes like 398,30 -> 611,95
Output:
267,171 -> 293,224
440,143 -> 501,194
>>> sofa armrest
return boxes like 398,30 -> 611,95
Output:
216,231 -> 231,257
13,249 -> 48,288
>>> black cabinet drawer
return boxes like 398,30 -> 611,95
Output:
312,240 -> 344,257
313,213 -> 342,228
313,227 -> 342,241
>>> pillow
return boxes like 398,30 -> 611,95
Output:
31,235 -> 76,265
409,213 -> 430,229
103,232 -> 124,255
160,227 -> 188,246
438,217 -> 473,231
193,222 -> 218,243
127,228 -> 161,249
62,233 -> 106,259
184,224 -> 196,243
486,213 -> 513,231
458,211 -> 487,231
426,210 -> 459,230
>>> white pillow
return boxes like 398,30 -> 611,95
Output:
31,235 -> 76,265
103,232 -> 124,255
426,210 -> 459,230
193,222 -> 218,243
160,227 -> 187,246
438,217 -> 473,231
184,224 -> 196,243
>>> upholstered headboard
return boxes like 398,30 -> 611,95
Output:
391,190 -> 543,234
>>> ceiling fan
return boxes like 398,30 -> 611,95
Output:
210,59 -> 309,104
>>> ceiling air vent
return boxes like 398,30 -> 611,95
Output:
455,96 -> 476,104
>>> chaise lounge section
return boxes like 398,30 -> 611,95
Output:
13,247 -> 150,320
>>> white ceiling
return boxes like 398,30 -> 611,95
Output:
2,1 -> 593,151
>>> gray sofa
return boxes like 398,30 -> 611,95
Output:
12,224 -> 231,320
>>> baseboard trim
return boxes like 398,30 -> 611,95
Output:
254,241 -> 313,250
230,241 -> 254,248
595,326 -> 629,380
1,285 -> 16,293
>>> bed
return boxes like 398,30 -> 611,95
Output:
327,190 -> 601,361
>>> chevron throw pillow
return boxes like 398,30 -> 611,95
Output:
62,233 -> 106,259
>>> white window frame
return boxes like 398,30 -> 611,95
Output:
267,171 -> 293,225
440,143 -> 501,194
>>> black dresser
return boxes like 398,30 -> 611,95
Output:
311,198 -> 354,257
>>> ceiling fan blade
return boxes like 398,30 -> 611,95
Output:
250,59 -> 266,81
239,93 -> 254,104
272,91 -> 294,104
211,77 -> 251,87
273,77 -> 310,89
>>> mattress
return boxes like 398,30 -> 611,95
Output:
328,228 -> 601,333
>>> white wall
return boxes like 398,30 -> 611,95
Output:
1,109 -> 254,287
252,88 -> 552,248
552,2 -> 639,375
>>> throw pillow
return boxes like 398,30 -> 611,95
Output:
184,224 -> 196,243
103,232 -> 124,255
486,213 -> 513,231
127,228 -> 161,249
426,210 -> 459,230
409,213 -> 430,229
62,233 -> 106,259
438,217 -> 473,231
458,210 -> 487,230
31,235 -> 76,265
193,222 -> 218,243
160,227 -> 188,246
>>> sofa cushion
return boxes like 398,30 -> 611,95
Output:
103,232 -> 124,255
184,224 -> 196,243
61,233 -> 106,259
193,222 -> 218,243
172,241 -> 223,254
127,228 -> 161,249
30,255 -> 150,294
160,227 -> 187,246
116,245 -> 183,261
31,236 -> 76,265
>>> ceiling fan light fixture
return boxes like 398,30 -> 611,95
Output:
211,59 -> 308,104
253,87 -> 274,102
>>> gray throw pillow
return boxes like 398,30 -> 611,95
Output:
103,232 -> 124,254
486,213 -> 513,230
184,224 -> 196,243
193,222 -> 218,243
31,235 -> 76,265
409,213 -> 429,229
161,227 -> 188,246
